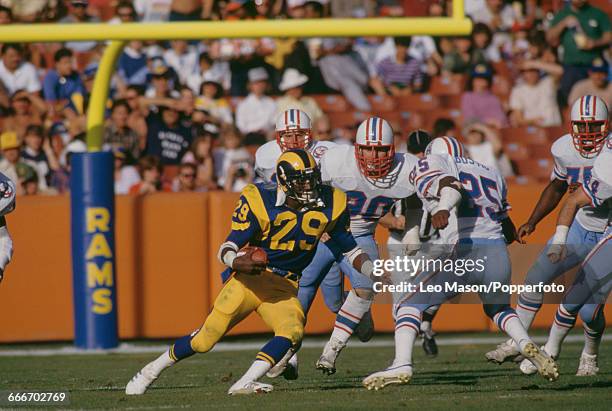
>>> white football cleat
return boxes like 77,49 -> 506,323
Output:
576,352 -> 599,376
125,363 -> 159,395
520,343 -> 559,382
316,337 -> 345,375
485,339 -> 521,364
362,364 -> 412,391
227,381 -> 273,395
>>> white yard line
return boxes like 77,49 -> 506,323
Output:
0,334 -> 608,357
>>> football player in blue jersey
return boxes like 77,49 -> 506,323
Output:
125,149 -> 375,396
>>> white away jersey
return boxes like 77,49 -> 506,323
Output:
254,140 -> 337,185
320,144 -> 418,237
0,172 -> 16,216
584,144 -> 612,227
413,154 -> 509,241
550,133 -> 610,232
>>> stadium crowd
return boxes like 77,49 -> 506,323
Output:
0,0 -> 609,196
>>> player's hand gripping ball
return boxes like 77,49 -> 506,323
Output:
233,246 -> 268,275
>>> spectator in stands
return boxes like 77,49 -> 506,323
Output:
463,121 -> 514,177
0,5 -> 12,24
2,90 -> 45,139
317,38 -> 372,111
568,58 -> 611,108
114,148 -> 141,195
432,117 -> 459,139
134,0 -> 172,22
117,41 -> 149,88
0,43 -> 42,96
461,64 -> 508,128
21,125 -> 54,193
104,99 -> 141,163
145,57 -> 178,99
186,52 -> 231,95
469,0 -> 518,51
108,1 -> 137,24
546,0 -> 611,105
236,67 -> 276,136
144,103 -> 192,165
442,36 -> 486,75
509,59 -> 563,127
196,74 -> 233,125
125,85 -> 148,138
60,0 -> 100,53
173,162 -> 200,192
373,36 -> 424,96
169,0 -> 208,21
276,68 -> 323,122
313,116 -> 333,142
0,131 -> 33,195
43,48 -> 86,118
215,127 -> 253,192
182,132 -> 217,191
471,22 -> 500,63
19,165 -> 39,196
164,40 -> 199,85
129,155 -> 169,194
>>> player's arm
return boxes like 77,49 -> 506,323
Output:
0,179 -> 16,283
326,206 -> 376,281
518,166 -> 568,242
547,187 -> 592,263
217,188 -> 267,275
431,176 -> 463,230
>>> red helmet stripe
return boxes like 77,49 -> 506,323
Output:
592,95 -> 597,117
366,117 -> 371,143
296,109 -> 301,127
580,96 -> 584,117
377,117 -> 383,144
284,110 -> 288,129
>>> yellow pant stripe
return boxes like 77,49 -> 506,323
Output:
169,346 -> 177,361
256,352 -> 275,365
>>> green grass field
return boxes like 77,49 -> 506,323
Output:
1,333 -> 610,410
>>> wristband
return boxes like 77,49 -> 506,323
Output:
434,186 -> 462,213
551,225 -> 569,245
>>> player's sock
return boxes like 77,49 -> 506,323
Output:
493,308 -> 531,351
544,304 -> 577,358
582,308 -> 605,356
516,292 -> 542,330
393,306 -> 420,366
235,337 -> 292,386
420,306 -> 437,337
330,290 -> 371,343
169,333 -> 197,362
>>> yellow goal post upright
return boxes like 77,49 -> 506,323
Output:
0,1 -> 471,349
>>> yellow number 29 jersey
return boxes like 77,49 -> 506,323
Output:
225,183 -> 357,279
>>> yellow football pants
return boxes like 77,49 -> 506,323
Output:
190,271 -> 305,353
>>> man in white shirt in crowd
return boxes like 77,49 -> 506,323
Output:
235,67 -> 276,137
0,43 -> 41,96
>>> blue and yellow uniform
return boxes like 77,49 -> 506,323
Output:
170,180 -> 357,367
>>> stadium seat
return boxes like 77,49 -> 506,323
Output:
429,74 -> 466,96
440,94 -> 462,109
328,111 -> 370,129
162,165 -> 179,183
545,125 -> 566,141
492,61 -> 512,80
311,94 -> 349,113
426,108 -> 462,130
501,126 -> 548,146
505,175 -> 539,185
399,110 -> 428,131
395,93 -> 440,111
529,144 -> 552,159
368,95 -> 396,112
504,142 -> 530,161
515,158 -> 553,181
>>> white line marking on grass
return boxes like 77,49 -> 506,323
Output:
0,334 -> 608,357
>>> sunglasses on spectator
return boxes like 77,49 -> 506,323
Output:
317,129 -> 331,134
180,173 -> 196,178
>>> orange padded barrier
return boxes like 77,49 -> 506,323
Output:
0,184 -> 609,343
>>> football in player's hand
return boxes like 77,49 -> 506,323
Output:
234,246 -> 268,275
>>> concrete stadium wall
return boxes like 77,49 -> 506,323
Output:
0,185 -> 610,343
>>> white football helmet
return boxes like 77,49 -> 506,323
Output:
275,108 -> 312,151
570,95 -> 609,158
355,117 -> 395,178
425,136 -> 466,158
